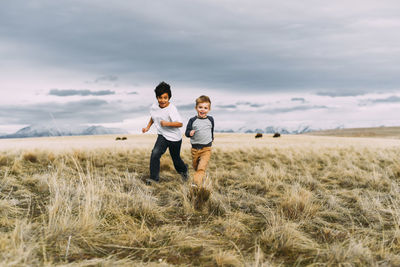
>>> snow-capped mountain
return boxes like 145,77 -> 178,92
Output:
217,125 -> 317,134
82,125 -> 127,135
0,124 -> 129,139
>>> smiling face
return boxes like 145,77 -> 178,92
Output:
157,93 -> 170,108
196,102 -> 210,118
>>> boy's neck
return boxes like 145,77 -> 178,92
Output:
197,115 -> 208,119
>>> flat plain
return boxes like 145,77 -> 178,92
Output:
1,132 -> 400,266
305,126 -> 400,139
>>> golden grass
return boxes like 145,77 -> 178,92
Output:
306,126 -> 400,139
1,134 -> 400,266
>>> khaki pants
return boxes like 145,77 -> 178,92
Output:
191,147 -> 212,186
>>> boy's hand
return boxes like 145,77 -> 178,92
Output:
190,130 -> 195,136
142,127 -> 149,133
160,120 -> 168,127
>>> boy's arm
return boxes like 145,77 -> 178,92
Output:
209,116 -> 214,140
142,118 -> 153,133
160,121 -> 183,127
160,104 -> 183,128
185,117 -> 195,137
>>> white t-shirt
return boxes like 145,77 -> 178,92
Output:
150,103 -> 183,141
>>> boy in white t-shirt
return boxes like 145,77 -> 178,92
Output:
142,81 -> 189,184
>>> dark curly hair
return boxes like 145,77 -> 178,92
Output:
154,81 -> 171,99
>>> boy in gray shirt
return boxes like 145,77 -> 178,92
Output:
185,95 -> 214,186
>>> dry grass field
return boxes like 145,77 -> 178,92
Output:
1,133 -> 400,266
306,126 -> 400,139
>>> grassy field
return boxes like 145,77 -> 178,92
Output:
305,126 -> 400,139
1,133 -> 400,266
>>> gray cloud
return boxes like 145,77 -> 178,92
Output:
213,103 -> 328,114
370,95 -> 400,103
49,89 -> 115,96
0,99 -> 148,125
217,104 -> 237,109
177,103 -> 195,110
261,105 -> 329,114
359,95 -> 400,106
237,101 -> 264,107
291,97 -> 306,103
94,75 -> 118,83
179,101 -> 261,111
316,91 -> 368,97
127,91 -> 138,95
1,1 -> 400,95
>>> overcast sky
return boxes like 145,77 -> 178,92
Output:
1,0 -> 400,133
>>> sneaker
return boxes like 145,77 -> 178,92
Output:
180,164 -> 189,182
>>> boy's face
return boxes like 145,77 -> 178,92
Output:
157,93 -> 170,108
196,102 -> 210,118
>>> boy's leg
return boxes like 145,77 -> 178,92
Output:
168,139 -> 188,175
193,147 -> 212,186
149,135 -> 168,181
191,148 -> 200,171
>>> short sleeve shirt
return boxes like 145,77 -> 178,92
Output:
150,103 -> 183,141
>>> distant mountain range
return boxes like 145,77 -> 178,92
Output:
0,125 -> 129,139
217,125 -> 322,134
0,124 -> 346,139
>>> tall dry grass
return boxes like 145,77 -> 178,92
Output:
1,135 -> 400,266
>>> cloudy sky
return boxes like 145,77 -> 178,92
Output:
1,0 -> 400,134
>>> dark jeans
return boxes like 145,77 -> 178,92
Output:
150,135 -> 188,181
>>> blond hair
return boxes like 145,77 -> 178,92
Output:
195,95 -> 211,107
